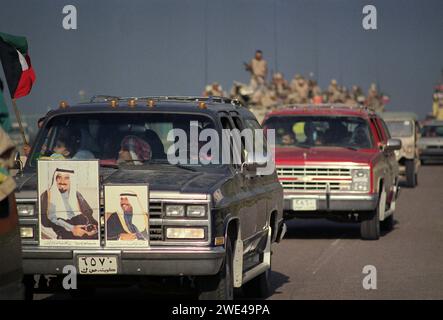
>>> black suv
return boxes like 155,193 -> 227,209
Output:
15,96 -> 285,299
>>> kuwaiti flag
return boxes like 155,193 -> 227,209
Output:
0,78 -> 12,131
0,32 -> 36,99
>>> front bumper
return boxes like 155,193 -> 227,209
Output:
283,193 -> 379,212
22,246 -> 225,276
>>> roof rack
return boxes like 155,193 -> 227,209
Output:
269,103 -> 374,112
285,103 -> 367,109
89,95 -> 243,106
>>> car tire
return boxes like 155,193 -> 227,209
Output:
380,214 -> 394,231
242,267 -> 271,299
360,195 -> 382,240
405,159 -> 416,187
197,237 -> 234,300
69,287 -> 96,299
23,276 -> 34,301
242,231 -> 272,299
381,213 -> 394,231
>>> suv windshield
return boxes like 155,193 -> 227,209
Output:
28,113 -> 217,167
264,115 -> 373,149
422,125 -> 443,137
385,120 -> 413,137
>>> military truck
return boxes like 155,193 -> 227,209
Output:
380,112 -> 420,188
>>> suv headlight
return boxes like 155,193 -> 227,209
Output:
17,204 -> 35,216
187,205 -> 206,217
352,182 -> 369,191
165,205 -> 185,217
351,169 -> 369,192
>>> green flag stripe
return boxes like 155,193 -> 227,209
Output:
0,32 -> 28,55
0,89 -> 11,132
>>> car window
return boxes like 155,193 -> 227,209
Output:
263,115 -> 373,149
385,120 -> 413,137
422,125 -> 443,137
378,118 -> 392,139
29,113 -> 216,167
245,118 -> 268,157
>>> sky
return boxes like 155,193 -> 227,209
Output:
0,0 -> 442,125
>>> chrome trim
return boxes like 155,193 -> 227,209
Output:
24,246 -> 222,255
283,194 -> 376,200
277,165 -> 370,193
150,191 -> 209,200
15,198 -> 37,203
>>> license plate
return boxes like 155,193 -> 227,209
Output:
78,256 -> 118,275
293,199 -> 317,211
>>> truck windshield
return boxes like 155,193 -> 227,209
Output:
28,113 -> 217,167
422,125 -> 443,137
385,120 -> 413,137
263,115 -> 373,149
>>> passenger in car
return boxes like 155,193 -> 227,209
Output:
325,121 -> 349,145
351,125 -> 371,148
281,132 -> 296,146
117,135 -> 152,165
50,135 -> 78,160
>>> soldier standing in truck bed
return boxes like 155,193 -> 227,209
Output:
245,50 -> 268,90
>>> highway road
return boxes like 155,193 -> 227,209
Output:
270,164 -> 443,299
34,164 -> 443,300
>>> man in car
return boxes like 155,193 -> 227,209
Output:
325,121 -> 349,145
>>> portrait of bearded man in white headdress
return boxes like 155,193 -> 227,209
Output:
40,167 -> 98,240
106,191 -> 149,241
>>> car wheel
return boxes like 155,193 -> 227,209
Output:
242,266 -> 271,299
381,213 -> 394,231
23,275 -> 34,301
360,191 -> 383,240
197,237 -> 234,300
242,230 -> 272,299
69,287 -> 96,299
405,159 -> 416,187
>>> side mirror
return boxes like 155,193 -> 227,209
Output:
241,153 -> 268,178
385,138 -> 402,152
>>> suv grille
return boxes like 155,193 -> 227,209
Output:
149,201 -> 163,241
277,166 -> 352,192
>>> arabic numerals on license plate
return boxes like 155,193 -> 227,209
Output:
78,256 -> 118,274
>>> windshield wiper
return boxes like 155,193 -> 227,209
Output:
341,146 -> 359,151
296,143 -> 311,149
146,159 -> 200,172
174,164 -> 199,172
99,163 -> 119,169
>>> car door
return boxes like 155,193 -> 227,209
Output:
375,117 -> 397,199
230,112 -> 268,238
218,113 -> 257,242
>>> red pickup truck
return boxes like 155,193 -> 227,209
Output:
263,104 -> 401,240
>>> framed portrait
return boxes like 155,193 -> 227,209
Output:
104,184 -> 149,248
37,160 -> 100,247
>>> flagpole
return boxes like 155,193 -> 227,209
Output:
11,98 -> 28,145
